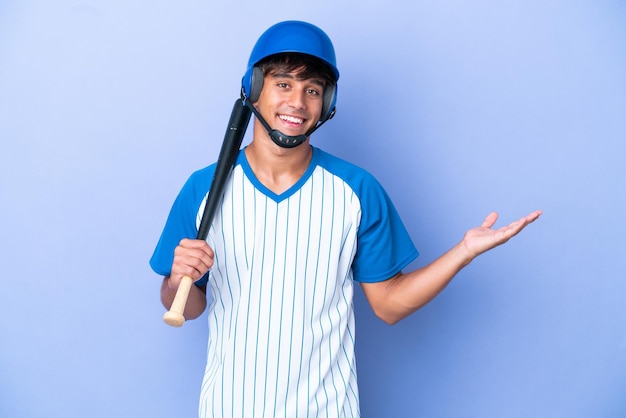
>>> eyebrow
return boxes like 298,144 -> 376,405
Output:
270,72 -> 325,87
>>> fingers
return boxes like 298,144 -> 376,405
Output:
511,210 -> 542,229
463,209 -> 542,259
178,238 -> 215,256
501,209 -> 543,238
484,210 -> 542,230
170,239 -> 214,286
526,209 -> 543,222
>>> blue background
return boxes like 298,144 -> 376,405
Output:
1,1 -> 624,417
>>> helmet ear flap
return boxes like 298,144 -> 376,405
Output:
321,83 -> 336,122
248,67 -> 264,103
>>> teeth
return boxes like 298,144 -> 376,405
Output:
279,115 -> 304,124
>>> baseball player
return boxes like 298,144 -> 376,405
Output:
150,20 -> 541,418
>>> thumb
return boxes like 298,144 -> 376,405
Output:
481,212 -> 499,229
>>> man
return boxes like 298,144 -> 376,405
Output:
150,20 -> 541,418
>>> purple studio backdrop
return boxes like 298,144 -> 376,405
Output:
1,1 -> 624,417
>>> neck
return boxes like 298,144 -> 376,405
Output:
245,126 -> 313,194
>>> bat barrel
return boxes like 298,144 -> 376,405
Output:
163,98 -> 252,327
197,99 -> 252,240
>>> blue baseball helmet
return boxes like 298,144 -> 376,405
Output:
241,21 -> 339,122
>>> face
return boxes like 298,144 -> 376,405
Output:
254,70 -> 325,138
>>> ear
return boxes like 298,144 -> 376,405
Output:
248,67 -> 265,103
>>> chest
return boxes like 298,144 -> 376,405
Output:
206,165 -> 362,322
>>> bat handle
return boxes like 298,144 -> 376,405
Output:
163,275 -> 194,327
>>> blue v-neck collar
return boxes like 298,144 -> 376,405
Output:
238,146 -> 320,203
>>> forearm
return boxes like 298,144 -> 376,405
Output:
160,276 -> 207,320
362,210 -> 542,324
362,241 -> 474,324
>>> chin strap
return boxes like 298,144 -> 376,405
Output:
242,93 -> 335,149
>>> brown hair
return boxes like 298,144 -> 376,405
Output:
256,52 -> 336,88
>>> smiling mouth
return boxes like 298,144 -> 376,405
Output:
278,114 -> 305,125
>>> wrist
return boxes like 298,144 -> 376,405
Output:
455,240 -> 475,267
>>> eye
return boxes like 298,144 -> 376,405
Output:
306,88 -> 321,96
276,82 -> 290,89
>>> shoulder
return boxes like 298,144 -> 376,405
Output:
186,163 -> 216,190
181,147 -> 247,197
313,147 -> 382,193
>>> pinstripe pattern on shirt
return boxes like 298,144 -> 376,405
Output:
199,162 -> 361,418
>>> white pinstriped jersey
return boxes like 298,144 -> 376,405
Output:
150,147 -> 418,418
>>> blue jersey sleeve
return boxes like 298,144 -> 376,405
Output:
149,165 -> 216,277
351,176 -> 419,283
316,149 -> 418,283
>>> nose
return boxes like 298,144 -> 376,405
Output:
287,88 -> 306,109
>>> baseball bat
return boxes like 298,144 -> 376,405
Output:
163,98 -> 252,327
